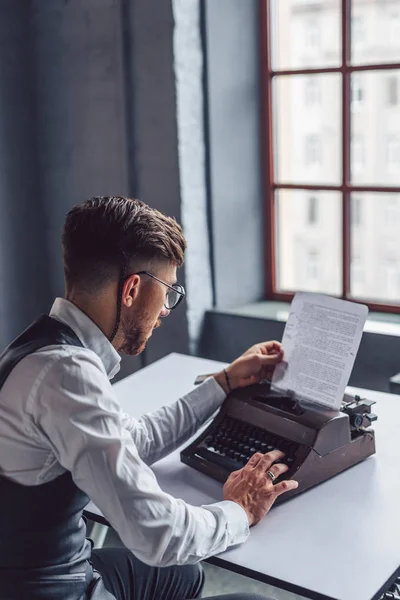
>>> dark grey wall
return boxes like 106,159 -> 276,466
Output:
30,0 -> 130,298
199,311 -> 400,394
0,0 -> 189,377
0,1 -> 51,345
204,0 -> 264,309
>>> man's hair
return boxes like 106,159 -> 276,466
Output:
62,196 -> 186,293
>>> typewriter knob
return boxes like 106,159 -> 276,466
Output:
351,413 -> 364,428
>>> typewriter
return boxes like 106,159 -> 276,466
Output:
180,381 -> 377,505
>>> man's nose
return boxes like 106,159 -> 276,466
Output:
160,307 -> 171,318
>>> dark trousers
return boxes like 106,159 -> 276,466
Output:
91,548 -> 275,600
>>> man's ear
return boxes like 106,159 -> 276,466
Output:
122,274 -> 141,308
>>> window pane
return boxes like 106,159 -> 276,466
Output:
350,70 -> 400,185
271,0 -> 341,70
276,190 -> 342,295
351,0 -> 400,65
350,193 -> 400,303
274,74 -> 341,185
351,74 -> 365,111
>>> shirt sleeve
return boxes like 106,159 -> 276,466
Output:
120,377 -> 226,465
30,349 -> 249,566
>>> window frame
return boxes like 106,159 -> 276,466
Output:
260,0 -> 400,313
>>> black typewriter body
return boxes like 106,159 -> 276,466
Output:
180,383 -> 377,505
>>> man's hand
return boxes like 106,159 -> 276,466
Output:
223,450 -> 298,526
214,341 -> 283,393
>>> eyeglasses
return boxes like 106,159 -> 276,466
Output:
134,271 -> 186,310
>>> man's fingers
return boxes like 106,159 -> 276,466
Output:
226,470 -> 241,484
246,452 -> 264,468
245,450 -> 287,474
242,353 -> 283,379
255,449 -> 285,470
267,341 -> 282,354
257,341 -> 281,355
272,479 -> 299,497
258,352 -> 283,367
266,462 -> 289,480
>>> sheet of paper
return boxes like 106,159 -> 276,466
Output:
272,292 -> 368,409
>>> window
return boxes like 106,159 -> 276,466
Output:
389,14 -> 400,46
307,197 -> 318,225
351,75 -> 364,110
305,78 -> 321,106
262,0 -> 400,312
305,20 -> 320,51
351,15 -> 364,47
387,76 -> 398,106
351,135 -> 365,173
351,256 -> 364,285
307,249 -> 320,281
387,135 -> 400,172
351,197 -> 362,226
383,259 -> 400,301
305,135 -> 322,166
384,196 -> 400,226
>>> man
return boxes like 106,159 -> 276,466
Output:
0,196 -> 297,600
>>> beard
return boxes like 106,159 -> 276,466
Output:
118,314 -> 162,356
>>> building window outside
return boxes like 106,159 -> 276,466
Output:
352,256 -> 364,285
305,78 -> 321,106
305,135 -> 322,166
305,19 -> 320,51
307,197 -> 318,225
351,135 -> 365,173
351,15 -> 365,47
384,196 -> 400,226
383,259 -> 400,301
351,197 -> 362,226
387,135 -> 400,172
307,249 -> 320,281
387,76 -> 398,106
351,75 -> 364,110
389,14 -> 400,46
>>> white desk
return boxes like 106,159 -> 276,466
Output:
85,353 -> 400,600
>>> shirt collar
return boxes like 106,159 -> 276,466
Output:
49,298 -> 121,379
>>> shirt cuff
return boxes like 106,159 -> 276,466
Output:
203,500 -> 250,546
182,376 -> 226,425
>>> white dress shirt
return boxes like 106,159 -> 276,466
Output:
0,298 -> 249,566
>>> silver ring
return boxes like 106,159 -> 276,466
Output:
266,470 -> 276,481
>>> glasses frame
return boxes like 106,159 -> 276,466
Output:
134,270 -> 186,310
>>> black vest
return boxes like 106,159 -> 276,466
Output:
0,316 -> 95,596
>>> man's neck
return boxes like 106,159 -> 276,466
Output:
65,291 -> 116,344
